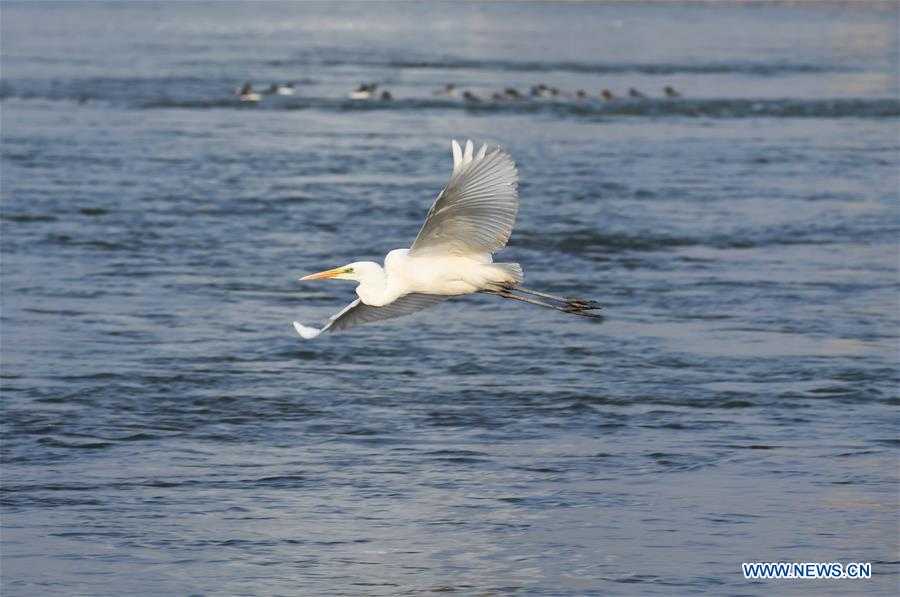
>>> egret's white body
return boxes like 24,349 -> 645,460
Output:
347,249 -> 520,307
294,139 -> 597,339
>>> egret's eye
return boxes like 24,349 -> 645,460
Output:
344,267 -> 354,274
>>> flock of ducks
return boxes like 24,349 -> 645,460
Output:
237,81 -> 681,103
435,83 -> 681,102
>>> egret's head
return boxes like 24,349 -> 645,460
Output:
300,261 -> 381,283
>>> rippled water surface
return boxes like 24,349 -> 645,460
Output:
2,2 -> 899,595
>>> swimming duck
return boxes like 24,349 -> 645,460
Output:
628,88 -> 646,99
575,89 -> 588,99
238,83 -> 262,102
601,90 -> 616,101
462,90 -> 480,102
664,85 -> 681,98
348,83 -> 378,100
435,84 -> 456,97
503,87 -> 523,100
380,90 -> 393,101
530,84 -> 555,98
274,82 -> 295,95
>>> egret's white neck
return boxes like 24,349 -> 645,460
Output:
352,262 -> 391,306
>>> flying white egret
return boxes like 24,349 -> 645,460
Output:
293,139 -> 601,339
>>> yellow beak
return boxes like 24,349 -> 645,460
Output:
300,267 -> 345,281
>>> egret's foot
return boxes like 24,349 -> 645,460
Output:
564,297 -> 602,310
566,307 -> 604,319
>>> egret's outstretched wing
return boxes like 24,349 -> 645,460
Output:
409,139 -> 518,257
293,293 -> 448,339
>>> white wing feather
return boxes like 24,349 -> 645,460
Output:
409,139 -> 518,256
293,293 -> 448,339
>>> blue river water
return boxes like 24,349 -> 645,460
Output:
2,2 -> 898,595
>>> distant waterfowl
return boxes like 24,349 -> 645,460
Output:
503,87 -> 523,100
238,83 -> 262,102
531,84 -> 555,98
348,87 -> 369,100
628,88 -> 646,99
462,90 -> 480,102
664,85 -> 681,98
349,83 -> 378,100
601,90 -> 616,101
575,89 -> 588,99
435,84 -> 456,97
380,90 -> 393,101
491,91 -> 505,101
274,82 -> 295,95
